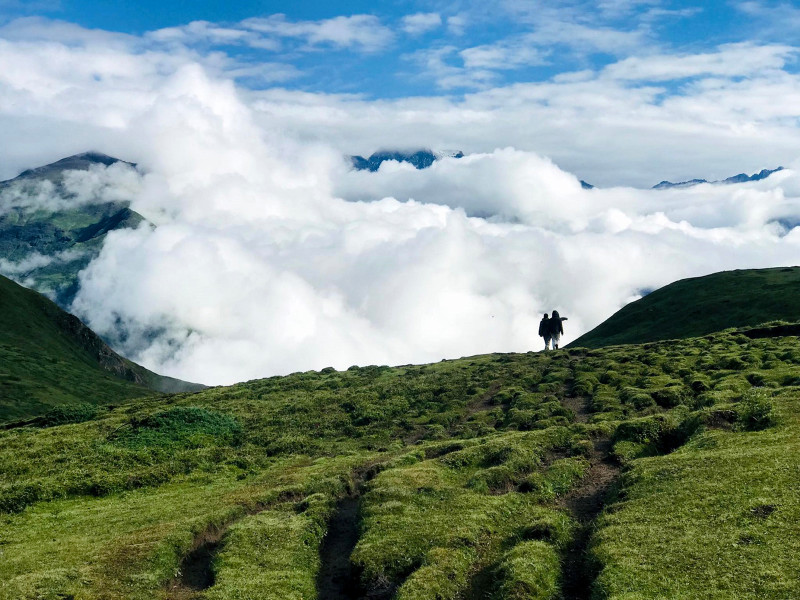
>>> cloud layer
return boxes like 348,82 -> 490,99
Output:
0,16 -> 799,385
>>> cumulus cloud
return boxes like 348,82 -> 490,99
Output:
401,13 -> 442,35
0,162 -> 142,214
1,19 -> 800,386
241,14 -> 393,52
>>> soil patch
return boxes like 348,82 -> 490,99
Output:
467,383 -> 502,414
561,440 -> 618,524
165,525 -> 226,599
561,396 -> 589,424
741,324 -> 800,339
559,438 -> 620,600
316,467 -> 393,600
464,562 -> 496,600
316,496 -> 363,600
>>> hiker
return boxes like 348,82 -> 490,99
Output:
549,310 -> 568,349
538,313 -> 551,350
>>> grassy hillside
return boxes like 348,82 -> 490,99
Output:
570,266 -> 800,348
2,321 -> 799,599
0,275 -> 201,423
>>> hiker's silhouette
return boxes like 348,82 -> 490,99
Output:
549,310 -> 567,349
539,313 -> 551,350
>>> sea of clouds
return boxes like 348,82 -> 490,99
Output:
1,19 -> 800,385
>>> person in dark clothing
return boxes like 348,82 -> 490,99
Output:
549,310 -> 567,349
538,313 -> 551,350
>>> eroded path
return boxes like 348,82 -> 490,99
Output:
316,495 -> 363,600
165,525 -> 227,599
560,393 -> 621,600
316,467 -> 394,600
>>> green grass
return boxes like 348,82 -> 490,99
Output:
0,274 -> 202,423
592,390 -> 800,599
1,320 -> 800,598
352,429 -> 580,599
0,275 -> 153,422
571,266 -> 800,348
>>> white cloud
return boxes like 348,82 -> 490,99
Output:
0,162 -> 142,213
405,45 -> 500,89
247,64 -> 800,188
604,43 -> 798,81
401,12 -> 442,35
241,14 -> 393,52
147,20 -> 281,51
0,0 -> 61,13
446,15 -> 467,35
736,1 -> 800,34
460,35 -> 548,70
495,1 -> 651,55
2,21 -> 800,386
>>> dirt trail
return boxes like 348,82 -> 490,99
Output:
559,393 -> 621,600
164,526 -> 226,599
741,324 -> 800,339
316,468 -> 393,600
316,495 -> 363,600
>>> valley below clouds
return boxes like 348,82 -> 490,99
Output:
2,15 -> 800,385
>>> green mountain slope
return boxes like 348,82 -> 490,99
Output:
0,152 -> 146,306
570,266 -> 800,348
0,275 -> 202,423
2,321 -> 799,599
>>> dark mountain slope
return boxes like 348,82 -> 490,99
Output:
570,266 -> 800,348
0,152 -> 146,306
0,274 -> 202,423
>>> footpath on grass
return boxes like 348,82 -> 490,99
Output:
560,393 -> 620,600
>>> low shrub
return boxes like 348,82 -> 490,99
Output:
572,373 -> 600,397
36,403 -> 98,427
396,547 -> 475,600
111,407 -> 243,448
736,389 -> 775,431
746,372 -> 767,387
519,458 -> 588,501
0,482 -> 44,513
689,377 -> 711,393
613,413 -> 701,455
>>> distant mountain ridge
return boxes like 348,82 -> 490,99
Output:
7,151 -> 134,182
0,152 -> 146,306
348,150 -> 784,193
350,149 -> 464,171
652,167 -> 784,189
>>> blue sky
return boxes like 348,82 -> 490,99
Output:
2,0 -> 798,98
